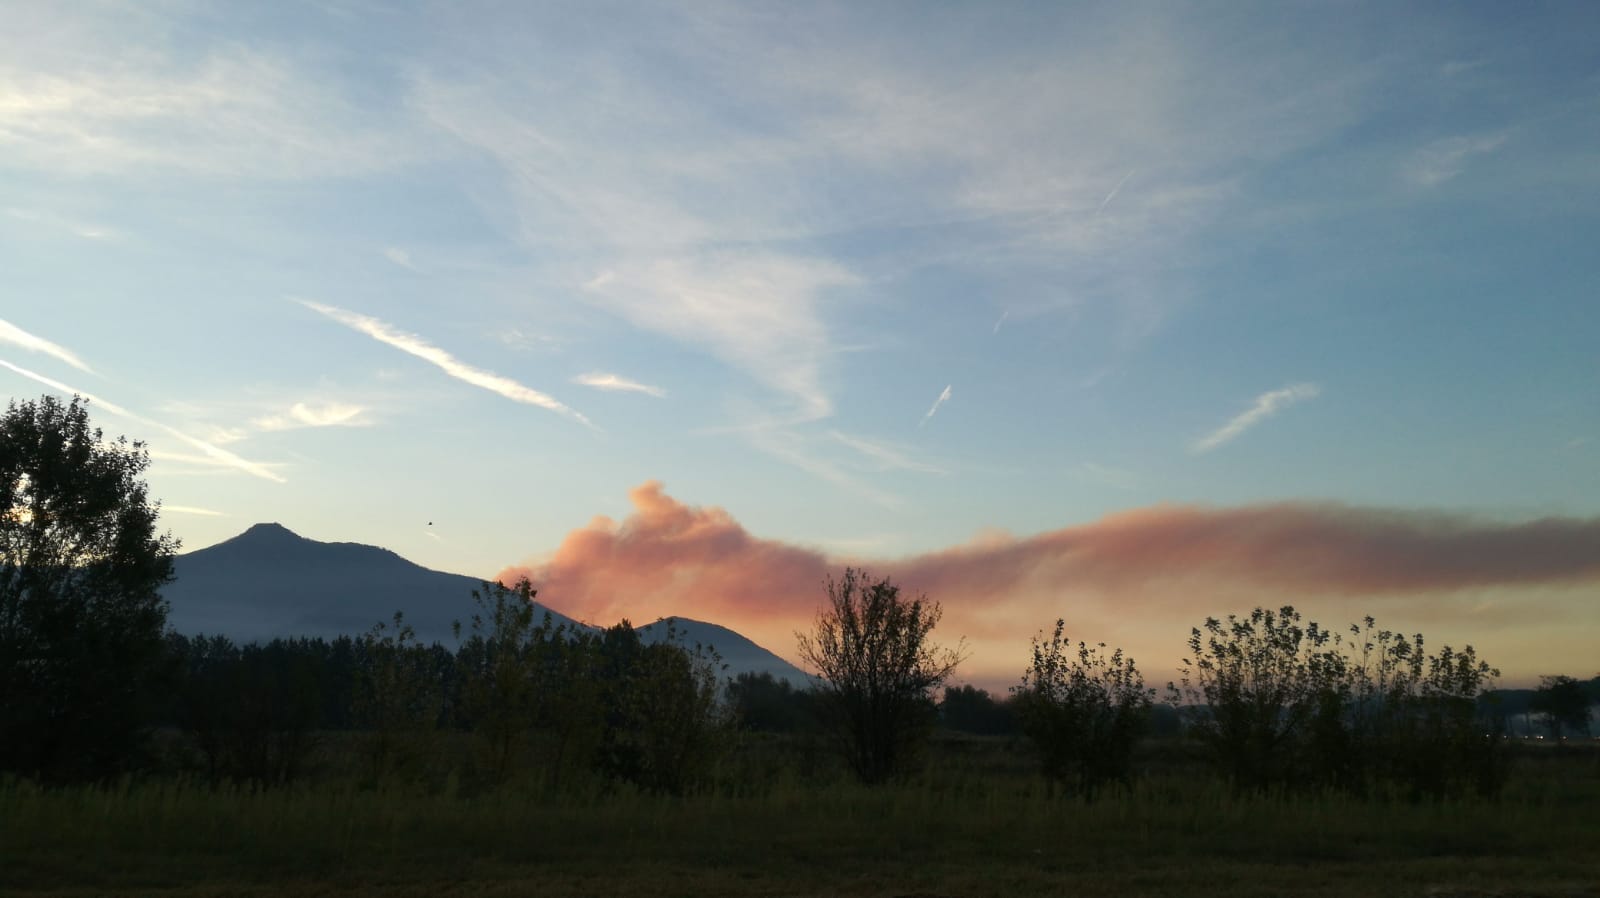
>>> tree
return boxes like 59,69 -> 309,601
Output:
592,619 -> 731,795
1171,606 -> 1507,799
1013,620 -> 1152,797
452,578 -> 557,784
940,685 -> 1017,736
727,671 -> 818,734
353,613 -> 446,787
0,395 -> 177,781
1170,606 -> 1348,792
796,567 -> 965,784
1531,675 -> 1591,739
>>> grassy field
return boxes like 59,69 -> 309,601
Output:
4,741 -> 1598,897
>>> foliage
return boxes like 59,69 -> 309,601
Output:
1013,620 -> 1152,797
940,684 -> 1017,736
727,671 -> 819,733
1171,606 -> 1507,798
0,394 -> 178,781
1530,675 -> 1592,739
452,581 -> 730,793
592,620 -> 732,795
452,578 -> 571,784
166,634 -> 328,786
353,613 -> 447,787
796,567 -> 965,784
1170,606 -> 1345,792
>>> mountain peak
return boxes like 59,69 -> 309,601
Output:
238,522 -> 303,541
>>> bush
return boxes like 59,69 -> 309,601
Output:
1013,620 -> 1151,797
1171,606 -> 1507,799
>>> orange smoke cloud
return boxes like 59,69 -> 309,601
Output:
497,482 -> 1600,686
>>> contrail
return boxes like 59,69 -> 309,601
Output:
300,299 -> 596,428
0,318 -> 94,373
1096,169 -> 1135,216
0,358 -> 287,482
920,384 -> 953,427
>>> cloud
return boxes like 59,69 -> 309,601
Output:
162,505 -> 226,517
1406,133 -> 1508,187
497,483 -> 1600,682
382,247 -> 419,271
0,318 -> 93,373
1192,382 -> 1319,453
992,310 -> 1009,335
920,385 -> 953,427
299,300 -> 594,428
0,359 -> 286,482
575,254 -> 851,421
572,372 -> 666,398
742,425 -> 903,508
1095,170 -> 1135,216
828,430 -> 947,475
0,16 -> 418,180
252,401 -> 371,432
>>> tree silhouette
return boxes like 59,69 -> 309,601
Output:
796,567 -> 964,784
1531,675 -> 1591,739
0,395 -> 177,781
1014,620 -> 1151,797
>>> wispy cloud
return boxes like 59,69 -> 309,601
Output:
572,372 -> 666,398
828,430 -> 947,475
1406,133 -> 1507,187
0,318 -> 93,373
1192,382 -> 1320,453
163,504 -> 226,517
0,359 -> 286,482
743,426 -> 901,508
920,385 -> 953,427
1095,169 -> 1135,216
992,310 -> 1009,335
252,401 -> 371,432
382,247 -> 419,271
298,300 -> 594,428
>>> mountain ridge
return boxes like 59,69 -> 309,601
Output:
162,523 -> 809,684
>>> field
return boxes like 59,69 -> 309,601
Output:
4,738 -> 1598,898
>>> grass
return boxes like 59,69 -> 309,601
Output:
4,742 -> 1598,897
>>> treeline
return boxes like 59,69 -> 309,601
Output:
158,581 -> 728,794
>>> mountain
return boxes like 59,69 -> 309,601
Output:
638,618 -> 816,686
162,523 -> 809,684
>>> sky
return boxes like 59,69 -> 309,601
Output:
3,1 -> 1598,689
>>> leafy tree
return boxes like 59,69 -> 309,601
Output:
1172,606 -> 1507,799
453,578 -> 558,783
796,567 -> 965,784
354,612 -> 445,787
594,620 -> 731,795
1169,606 -> 1344,792
1530,675 -> 1591,739
940,685 -> 1017,736
727,671 -> 818,733
1013,620 -> 1152,797
0,395 -> 178,781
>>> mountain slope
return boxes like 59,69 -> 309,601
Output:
161,523 -> 809,683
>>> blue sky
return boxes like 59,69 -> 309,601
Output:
4,2 -> 1597,682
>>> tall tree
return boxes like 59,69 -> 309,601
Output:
796,568 -> 964,784
1531,675 -> 1592,739
0,395 -> 177,780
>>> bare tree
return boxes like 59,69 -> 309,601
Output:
796,568 -> 965,784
